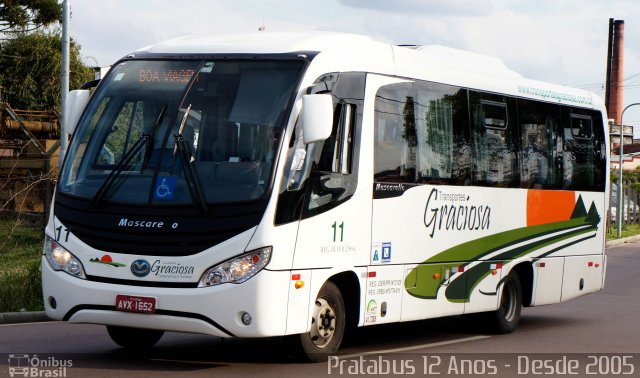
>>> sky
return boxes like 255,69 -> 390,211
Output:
68,0 -> 640,132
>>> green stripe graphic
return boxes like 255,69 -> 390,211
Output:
405,196 -> 600,302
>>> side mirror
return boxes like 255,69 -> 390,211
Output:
64,90 -> 90,136
302,94 -> 334,144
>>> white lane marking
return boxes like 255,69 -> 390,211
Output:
338,335 -> 491,359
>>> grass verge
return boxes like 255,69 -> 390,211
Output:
606,223 -> 640,241
0,218 -> 44,312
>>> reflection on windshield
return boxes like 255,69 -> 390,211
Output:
59,59 -> 304,206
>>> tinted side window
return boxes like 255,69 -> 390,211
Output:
562,108 -> 606,191
303,101 -> 357,214
275,72 -> 365,224
316,103 -> 355,174
518,100 -> 562,189
374,82 -> 416,183
372,80 -> 606,193
374,81 -> 469,185
470,92 -> 519,187
414,82 -> 469,184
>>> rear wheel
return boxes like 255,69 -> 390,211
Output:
299,281 -> 345,362
106,325 -> 164,349
491,271 -> 522,334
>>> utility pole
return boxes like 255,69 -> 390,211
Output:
60,0 -> 71,168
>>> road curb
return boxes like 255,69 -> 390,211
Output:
0,311 -> 49,325
606,234 -> 640,248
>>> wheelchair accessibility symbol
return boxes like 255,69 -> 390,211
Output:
154,176 -> 176,200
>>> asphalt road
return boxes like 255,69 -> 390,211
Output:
1,244 -> 639,377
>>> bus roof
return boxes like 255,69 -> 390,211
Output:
134,31 -> 603,110
137,31 -> 376,55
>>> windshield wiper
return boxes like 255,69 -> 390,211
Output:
171,104 -> 208,213
92,105 -> 166,208
175,133 -> 208,213
91,133 -> 151,208
141,104 -> 167,172
172,104 -> 192,165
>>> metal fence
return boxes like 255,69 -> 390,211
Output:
608,179 -> 640,234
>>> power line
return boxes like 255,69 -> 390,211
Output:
573,72 -> 640,92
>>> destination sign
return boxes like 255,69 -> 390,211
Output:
138,69 -> 196,83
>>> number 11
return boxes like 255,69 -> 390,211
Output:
332,221 -> 344,242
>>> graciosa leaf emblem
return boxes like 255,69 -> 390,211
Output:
89,255 -> 126,268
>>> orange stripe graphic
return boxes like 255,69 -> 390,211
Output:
527,190 -> 575,227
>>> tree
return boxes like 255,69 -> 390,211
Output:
0,0 -> 61,34
0,31 -> 93,110
402,96 -> 417,147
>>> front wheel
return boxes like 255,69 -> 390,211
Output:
299,281 -> 345,362
492,271 -> 522,334
106,325 -> 164,349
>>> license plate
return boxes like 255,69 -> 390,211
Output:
115,295 -> 156,314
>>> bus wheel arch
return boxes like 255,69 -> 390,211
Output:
299,280 -> 345,361
328,271 -> 361,330
468,263 -> 531,334
298,271 -> 360,362
512,262 -> 533,308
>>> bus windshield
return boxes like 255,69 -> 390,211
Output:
59,59 -> 304,206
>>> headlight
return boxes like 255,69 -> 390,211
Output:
44,235 -> 86,279
198,247 -> 272,287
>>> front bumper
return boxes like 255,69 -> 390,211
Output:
42,256 -> 291,338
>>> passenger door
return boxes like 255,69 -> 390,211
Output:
292,99 -> 369,270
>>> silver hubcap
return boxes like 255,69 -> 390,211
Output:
310,298 -> 336,348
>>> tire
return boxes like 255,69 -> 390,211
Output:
299,281 -> 346,362
106,325 -> 164,349
492,271 -> 522,334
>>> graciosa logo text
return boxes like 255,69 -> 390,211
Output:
151,260 -> 195,278
423,188 -> 491,238
130,259 -> 195,279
